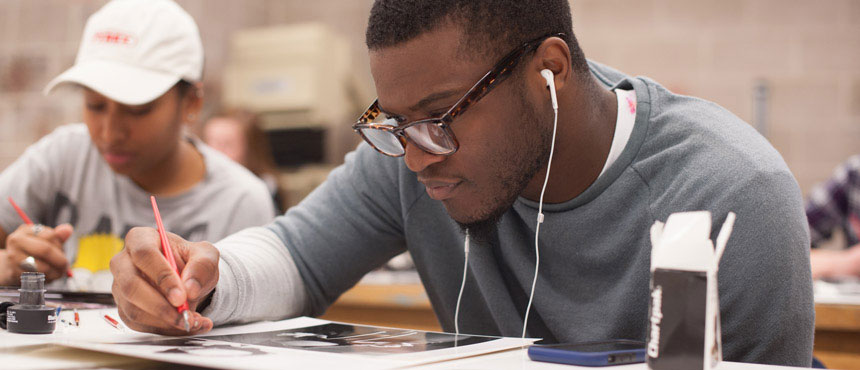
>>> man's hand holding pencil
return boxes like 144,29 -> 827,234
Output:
110,226 -> 219,335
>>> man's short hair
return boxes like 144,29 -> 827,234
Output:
365,0 -> 590,76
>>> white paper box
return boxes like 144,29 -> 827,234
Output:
647,211 -> 735,370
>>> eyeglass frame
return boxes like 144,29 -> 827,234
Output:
352,32 -> 567,157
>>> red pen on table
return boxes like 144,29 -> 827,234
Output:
150,196 -> 191,332
8,197 -> 74,278
103,314 -> 124,330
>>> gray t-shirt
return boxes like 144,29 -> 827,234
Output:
0,124 -> 275,289
207,61 -> 813,367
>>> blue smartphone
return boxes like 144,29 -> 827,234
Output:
528,340 -> 646,367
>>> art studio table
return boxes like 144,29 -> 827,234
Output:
3,280 -> 858,369
813,280 -> 860,370
0,342 -> 814,370
0,308 -> 819,370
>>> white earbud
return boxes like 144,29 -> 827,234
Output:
540,69 -> 558,110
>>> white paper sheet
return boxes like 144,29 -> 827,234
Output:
44,309 -> 533,369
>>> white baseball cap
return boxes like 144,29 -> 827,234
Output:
44,0 -> 203,105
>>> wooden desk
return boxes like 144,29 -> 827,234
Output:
2,293 -> 848,370
814,303 -> 860,370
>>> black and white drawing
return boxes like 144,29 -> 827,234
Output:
203,322 -> 496,355
122,322 -> 495,357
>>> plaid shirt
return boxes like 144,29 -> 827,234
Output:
806,154 -> 860,248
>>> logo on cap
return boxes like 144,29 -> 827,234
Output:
93,30 -> 136,45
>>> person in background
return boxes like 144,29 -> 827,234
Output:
807,154 -> 860,280
0,0 -> 274,291
202,109 -> 288,214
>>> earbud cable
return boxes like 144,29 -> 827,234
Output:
522,100 -> 559,340
455,80 -> 559,343
454,230 -> 470,337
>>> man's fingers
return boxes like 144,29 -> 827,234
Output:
111,270 -> 185,329
166,232 -> 191,271
117,303 -> 213,336
124,227 -> 186,307
111,251 -> 185,334
113,227 -> 219,336
117,306 -> 171,335
189,312 -> 214,333
179,242 -> 219,302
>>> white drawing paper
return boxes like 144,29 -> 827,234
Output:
47,309 -> 533,369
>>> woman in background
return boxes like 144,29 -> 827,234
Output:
203,109 -> 288,214
0,0 -> 275,290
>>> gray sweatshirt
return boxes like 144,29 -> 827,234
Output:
203,61 -> 814,367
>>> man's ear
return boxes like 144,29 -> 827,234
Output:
532,36 -> 571,93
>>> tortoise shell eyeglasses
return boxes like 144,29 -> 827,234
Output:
353,33 -> 566,157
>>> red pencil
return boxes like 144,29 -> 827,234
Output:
8,197 -> 33,225
8,197 -> 74,278
150,196 -> 191,332
103,314 -> 124,330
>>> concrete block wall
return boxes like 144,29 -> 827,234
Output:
1,0 -> 857,195
571,0 -> 860,193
